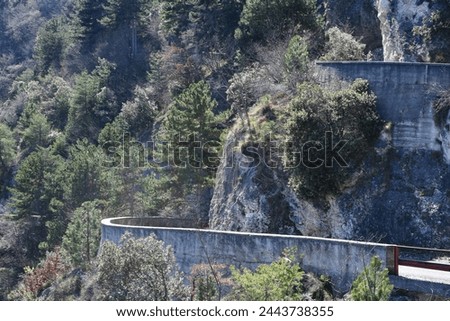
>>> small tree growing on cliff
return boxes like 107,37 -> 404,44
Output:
321,27 -> 365,61
351,256 -> 393,301
284,35 -> 310,79
62,201 -> 104,269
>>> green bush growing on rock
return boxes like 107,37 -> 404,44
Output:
287,79 -> 381,198
321,27 -> 366,61
351,256 -> 393,301
412,8 -> 450,62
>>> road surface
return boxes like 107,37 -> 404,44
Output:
399,265 -> 450,285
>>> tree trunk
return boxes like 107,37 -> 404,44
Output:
131,19 -> 138,59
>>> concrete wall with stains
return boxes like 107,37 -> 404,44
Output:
101,217 -> 396,295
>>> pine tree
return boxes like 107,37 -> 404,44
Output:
98,118 -> 152,217
66,71 -> 99,142
34,17 -> 70,74
0,123 -> 15,196
98,116 -> 129,148
161,0 -> 242,45
351,256 -> 394,301
65,140 -> 107,211
21,113 -> 53,154
74,0 -> 105,43
10,143 -> 66,251
62,200 -> 103,268
160,0 -> 192,38
138,172 -> 172,215
101,0 -> 153,58
236,0 -> 318,42
284,35 -> 310,82
107,142 -> 147,217
102,0 -> 151,28
161,81 -> 224,187
66,59 -> 117,143
38,151 -> 69,252
10,149 -> 62,219
186,0 -> 243,45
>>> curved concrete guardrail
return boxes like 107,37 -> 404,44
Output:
101,217 -> 396,295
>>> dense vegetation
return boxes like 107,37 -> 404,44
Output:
287,79 -> 380,198
229,248 -> 306,301
0,0 -> 423,301
94,233 -> 188,301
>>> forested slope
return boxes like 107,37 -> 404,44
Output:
0,0 -> 449,300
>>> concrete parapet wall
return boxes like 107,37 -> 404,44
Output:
316,62 -> 450,152
101,217 -> 396,295
109,217 -> 208,229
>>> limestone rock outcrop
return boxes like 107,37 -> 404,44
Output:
209,62 -> 450,248
323,0 -> 450,62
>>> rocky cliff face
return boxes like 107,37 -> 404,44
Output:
332,132 -> 450,247
321,0 -> 383,55
323,0 -> 450,62
209,111 -> 359,239
376,0 -> 431,61
209,114 -> 450,248
209,62 -> 450,248
209,125 -> 302,235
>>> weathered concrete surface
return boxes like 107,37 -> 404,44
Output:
101,217 -> 396,296
317,61 -> 450,154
